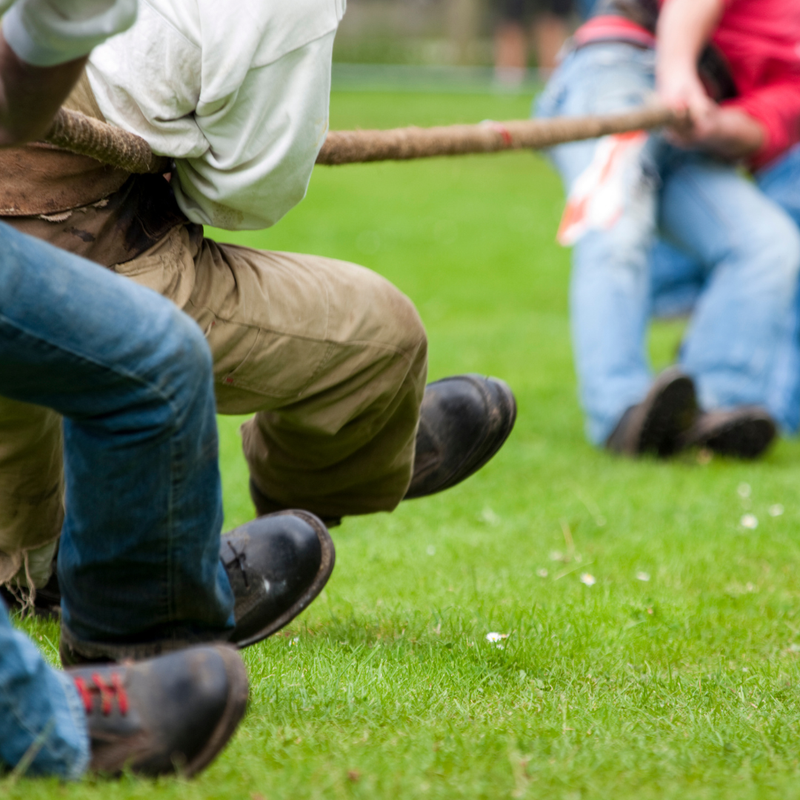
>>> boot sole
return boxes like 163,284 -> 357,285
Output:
234,510 -> 335,648
182,644 -> 250,778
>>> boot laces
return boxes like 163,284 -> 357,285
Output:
73,673 -> 129,716
223,541 -> 249,588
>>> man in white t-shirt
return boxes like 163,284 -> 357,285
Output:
0,0 -> 517,604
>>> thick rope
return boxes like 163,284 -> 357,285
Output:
43,104 -> 687,174
317,105 -> 686,165
44,107 -> 169,174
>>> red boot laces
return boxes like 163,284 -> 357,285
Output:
73,672 -> 129,716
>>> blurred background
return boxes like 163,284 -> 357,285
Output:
332,0 -> 598,94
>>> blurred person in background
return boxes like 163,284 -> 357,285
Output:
493,0 -> 600,84
494,0 -> 574,83
536,0 -> 800,460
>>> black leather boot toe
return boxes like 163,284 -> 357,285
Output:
404,374 -> 517,499
679,406 -> 776,459
605,368 -> 698,458
221,510 -> 335,648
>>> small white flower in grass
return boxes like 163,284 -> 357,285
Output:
769,504 -> 785,517
737,482 -> 752,498
580,573 -> 596,586
537,568 -> 549,578
426,545 -> 436,556
788,643 -> 800,653
478,507 -> 500,526
636,571 -> 650,582
740,513 -> 758,529
486,632 -> 509,643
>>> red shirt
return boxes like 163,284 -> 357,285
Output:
712,0 -> 800,168
575,0 -> 800,169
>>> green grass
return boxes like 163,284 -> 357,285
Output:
9,91 -> 800,799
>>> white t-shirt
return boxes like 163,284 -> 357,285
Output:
86,0 -> 346,230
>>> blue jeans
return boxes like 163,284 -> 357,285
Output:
755,144 -> 800,431
0,222 -> 233,776
646,144 -> 800,432
0,598 -> 89,778
537,43 -> 800,444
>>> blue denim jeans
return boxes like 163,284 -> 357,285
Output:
537,43 -> 800,444
0,222 -> 234,776
755,144 -> 800,432
644,143 -> 800,432
0,598 -> 89,778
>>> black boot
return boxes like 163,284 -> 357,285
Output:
679,406 -> 777,459
404,374 -> 517,499
251,373 -> 517,516
60,511 -> 335,663
605,368 -> 698,458
67,644 -> 248,777
221,510 -> 335,647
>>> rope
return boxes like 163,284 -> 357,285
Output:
317,106 -> 686,165
43,104 -> 687,174
44,107 -> 169,174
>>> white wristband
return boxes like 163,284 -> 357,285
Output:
3,0 -> 136,67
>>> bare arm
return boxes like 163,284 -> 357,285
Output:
0,0 -> 137,145
656,0 -> 723,113
0,30 -> 86,146
656,0 -> 764,158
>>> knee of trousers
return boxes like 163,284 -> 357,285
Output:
346,267 -> 428,365
242,277 -> 428,478
152,309 -> 215,418
382,288 -> 428,371
738,208 -> 800,294
354,279 -> 428,416
326,269 -> 429,411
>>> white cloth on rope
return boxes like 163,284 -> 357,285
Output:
557,131 -> 649,247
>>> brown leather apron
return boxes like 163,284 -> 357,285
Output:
0,72 -> 189,268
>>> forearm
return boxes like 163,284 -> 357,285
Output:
656,0 -> 724,106
0,0 -> 137,145
655,0 -> 763,157
699,107 -> 764,160
0,31 -> 86,145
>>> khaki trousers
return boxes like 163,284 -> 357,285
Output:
0,223 -> 427,585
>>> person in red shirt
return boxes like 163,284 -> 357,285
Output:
535,0 -> 800,458
651,0 -> 800,435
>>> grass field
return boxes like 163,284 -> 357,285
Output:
9,90 -> 800,799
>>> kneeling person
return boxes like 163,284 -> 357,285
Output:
0,0 -> 251,777
0,0 -> 517,600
